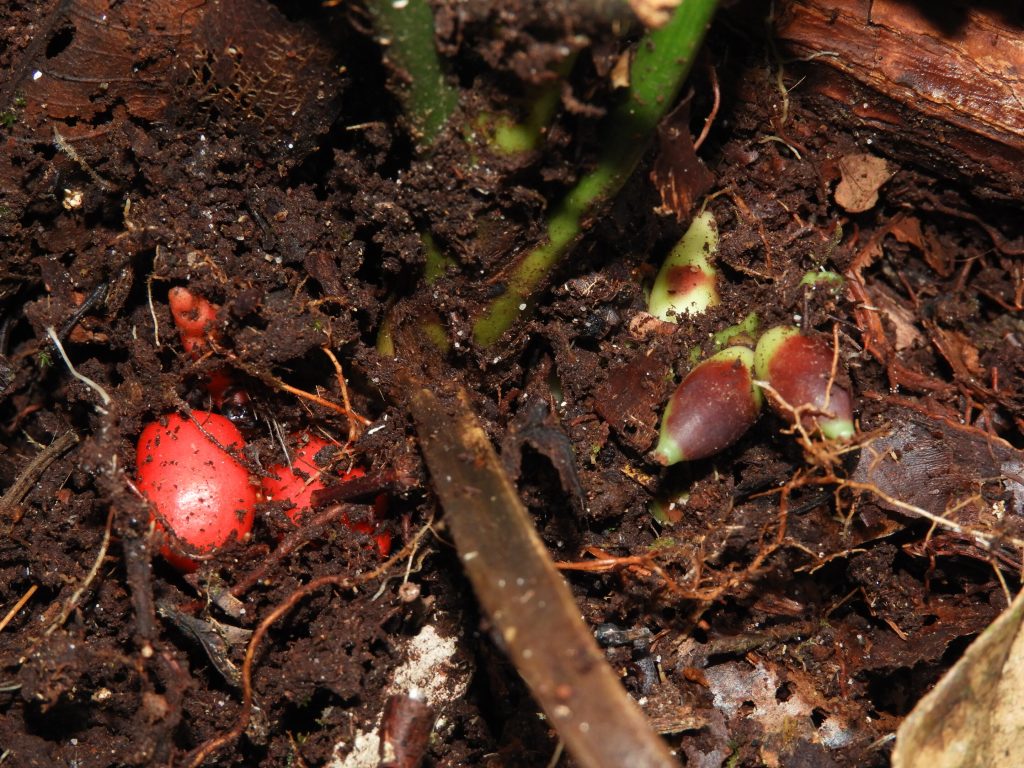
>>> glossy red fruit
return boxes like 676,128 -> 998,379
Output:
136,412 -> 257,571
168,286 -> 220,356
652,346 -> 763,465
753,326 -> 855,440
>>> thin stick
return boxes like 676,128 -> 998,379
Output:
228,503 -> 360,597
225,353 -> 352,419
410,386 -> 678,768
46,507 -> 115,635
0,431 -> 79,516
277,381 -> 347,417
0,584 -> 38,635
45,326 -> 112,409
268,416 -> 291,467
147,257 -> 162,348
321,346 -> 371,443
53,126 -> 113,191
692,61 -> 720,152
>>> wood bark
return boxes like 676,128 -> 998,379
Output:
775,0 -> 1024,200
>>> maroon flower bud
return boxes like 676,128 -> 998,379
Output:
753,326 -> 855,440
652,347 -> 763,465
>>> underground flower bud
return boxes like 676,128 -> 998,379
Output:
753,326 -> 855,440
713,311 -> 759,350
652,346 -> 762,465
648,210 -> 720,322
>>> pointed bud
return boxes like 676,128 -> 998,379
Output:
648,210 -> 720,322
753,326 -> 855,440
712,311 -> 759,351
652,346 -> 763,465
799,269 -> 845,290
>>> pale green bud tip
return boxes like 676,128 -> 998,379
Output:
800,269 -> 845,288
648,210 -> 720,323
820,417 -> 855,441
713,311 -> 760,350
652,430 -> 685,466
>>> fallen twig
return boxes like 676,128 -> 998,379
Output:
409,385 -> 678,768
0,430 -> 79,517
0,584 -> 38,635
45,507 -> 115,635
45,326 -> 111,410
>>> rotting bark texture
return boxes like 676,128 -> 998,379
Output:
775,0 -> 1024,200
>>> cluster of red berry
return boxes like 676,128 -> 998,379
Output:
135,288 -> 389,571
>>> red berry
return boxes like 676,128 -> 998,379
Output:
263,433 -> 392,556
168,286 -> 220,356
136,412 -> 257,571
263,434 -> 365,525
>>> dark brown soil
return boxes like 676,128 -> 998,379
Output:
2,1 -> 1023,767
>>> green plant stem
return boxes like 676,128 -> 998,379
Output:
365,0 -> 459,147
485,52 -> 578,155
472,0 -> 719,347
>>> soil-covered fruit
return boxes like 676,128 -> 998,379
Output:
168,287 -> 235,404
136,412 -> 257,571
652,346 -> 763,465
263,433 -> 391,556
263,434 -> 360,525
753,326 -> 855,440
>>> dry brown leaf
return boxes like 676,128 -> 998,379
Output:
651,100 -> 715,221
893,587 -> 1024,768
888,216 -> 924,244
835,153 -> 893,213
852,403 -> 1024,519
888,217 -> 954,277
869,282 -> 924,352
929,324 -> 985,380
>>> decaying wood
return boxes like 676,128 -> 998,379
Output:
775,0 -> 1024,200
409,386 -> 679,768
0,430 -> 79,516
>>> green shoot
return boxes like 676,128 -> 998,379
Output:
472,0 -> 719,347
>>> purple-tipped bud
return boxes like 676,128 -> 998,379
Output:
753,326 -> 855,440
648,211 -> 720,322
652,347 -> 763,465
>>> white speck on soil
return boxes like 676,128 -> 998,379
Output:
328,624 -> 465,768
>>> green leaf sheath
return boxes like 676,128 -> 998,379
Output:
473,0 -> 720,348
366,0 -> 459,147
